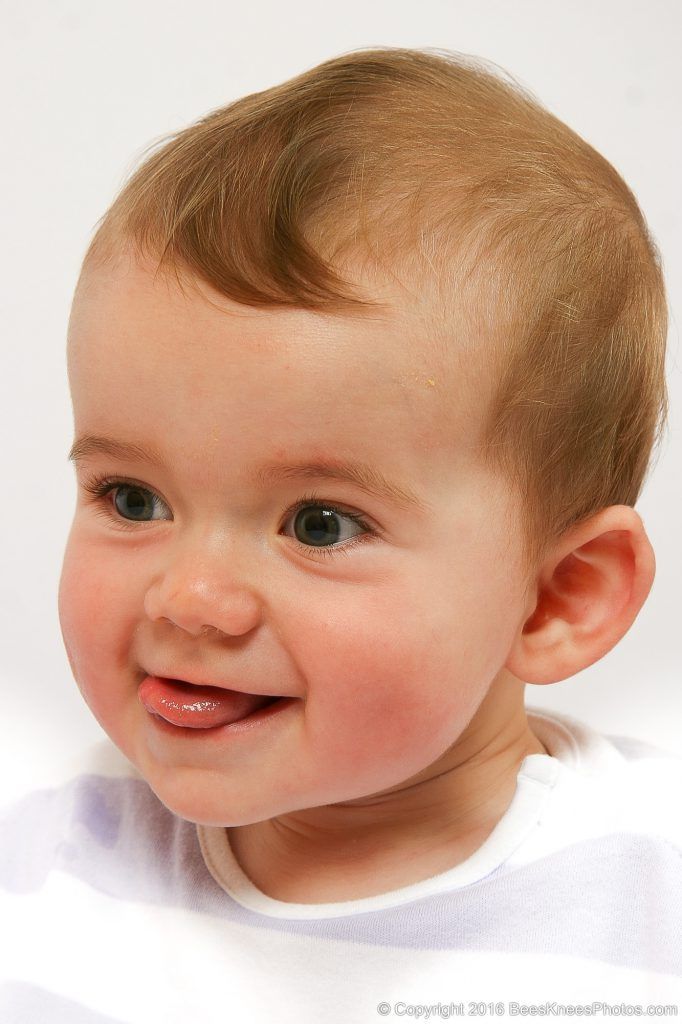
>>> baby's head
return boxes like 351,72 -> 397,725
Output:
59,47 -> 667,828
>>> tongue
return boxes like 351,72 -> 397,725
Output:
139,676 -> 275,729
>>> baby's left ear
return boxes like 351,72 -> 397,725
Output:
504,505 -> 656,685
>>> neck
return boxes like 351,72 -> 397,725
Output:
227,676 -> 548,903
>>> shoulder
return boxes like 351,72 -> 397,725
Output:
526,705 -> 682,849
0,737 -> 180,897
600,733 -> 682,848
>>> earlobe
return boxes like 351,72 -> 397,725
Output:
505,505 -> 656,685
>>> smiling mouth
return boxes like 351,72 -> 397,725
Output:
138,676 -> 282,729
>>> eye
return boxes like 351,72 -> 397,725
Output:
79,476 -> 379,558
110,484 -> 166,522
281,494 -> 375,558
80,475 -> 170,530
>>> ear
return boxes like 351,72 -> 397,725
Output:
505,505 -> 656,685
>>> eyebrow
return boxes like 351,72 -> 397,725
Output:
68,436 -> 166,468
67,435 -> 430,514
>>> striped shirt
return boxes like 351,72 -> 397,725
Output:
1,706 -> 681,1022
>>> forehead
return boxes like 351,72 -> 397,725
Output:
67,254 -> 486,480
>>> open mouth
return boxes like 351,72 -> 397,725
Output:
138,676 -> 287,731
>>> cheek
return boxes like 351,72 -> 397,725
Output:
290,580 -> 501,788
58,530 -> 136,711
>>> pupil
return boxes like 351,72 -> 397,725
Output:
295,508 -> 340,546
115,487 -> 149,520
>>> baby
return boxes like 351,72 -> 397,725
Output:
2,46 -> 681,1022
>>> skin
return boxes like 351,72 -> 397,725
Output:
58,249 -> 656,903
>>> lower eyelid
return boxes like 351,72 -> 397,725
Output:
287,531 -> 376,563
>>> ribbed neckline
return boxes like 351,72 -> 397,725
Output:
195,707 -> 583,919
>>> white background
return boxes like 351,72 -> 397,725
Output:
1,0 -> 680,783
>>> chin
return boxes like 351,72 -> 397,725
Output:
143,778 -> 271,828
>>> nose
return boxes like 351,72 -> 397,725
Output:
143,547 -> 263,639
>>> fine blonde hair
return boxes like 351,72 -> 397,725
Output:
81,46 -> 669,586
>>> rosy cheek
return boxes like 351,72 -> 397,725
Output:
304,631 -> 445,763
59,540 -> 120,681
58,554 -> 88,674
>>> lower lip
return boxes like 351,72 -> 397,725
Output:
139,678 -> 299,740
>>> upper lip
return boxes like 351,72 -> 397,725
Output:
143,669 -> 277,697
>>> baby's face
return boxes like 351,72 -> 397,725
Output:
59,251 -> 530,825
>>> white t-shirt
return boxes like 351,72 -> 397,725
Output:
1,706 -> 680,1022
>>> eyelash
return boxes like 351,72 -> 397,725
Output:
79,473 -> 378,562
